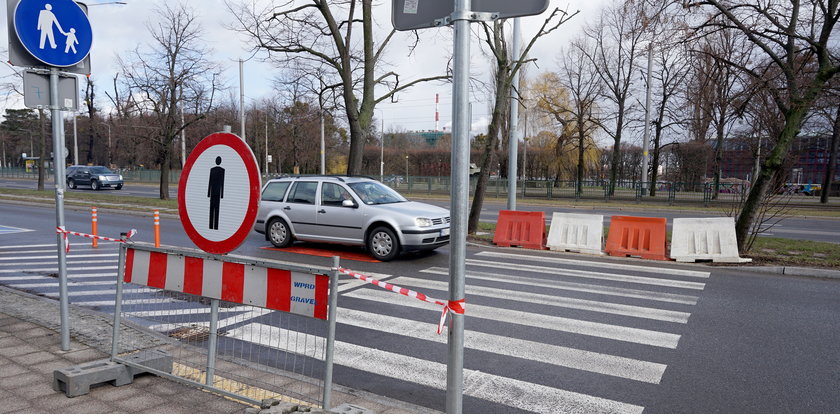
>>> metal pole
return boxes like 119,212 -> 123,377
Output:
507,18 -> 521,211
641,42 -> 653,194
50,67 -> 71,351
72,113 -> 78,166
111,244 -> 127,359
380,118 -> 384,181
206,298 -> 220,386
239,59 -> 246,141
448,1 -> 470,412
265,111 -> 269,175
323,256 -> 340,409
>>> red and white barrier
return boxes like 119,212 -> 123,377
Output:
124,247 -> 329,320
337,267 -> 465,334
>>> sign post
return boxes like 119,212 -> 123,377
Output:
392,1 -> 549,412
9,0 -> 94,351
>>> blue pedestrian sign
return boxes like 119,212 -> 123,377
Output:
13,0 -> 92,67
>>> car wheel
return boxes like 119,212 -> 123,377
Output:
115,184 -> 123,190
90,180 -> 100,191
367,226 -> 400,261
68,179 -> 76,189
267,218 -> 292,248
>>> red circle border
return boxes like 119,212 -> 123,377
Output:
178,132 -> 261,254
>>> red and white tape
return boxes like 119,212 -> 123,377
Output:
337,267 -> 465,334
56,227 -> 137,253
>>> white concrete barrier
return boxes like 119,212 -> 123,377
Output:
546,213 -> 604,255
670,217 -> 751,263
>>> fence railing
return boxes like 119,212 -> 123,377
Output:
111,242 -> 339,409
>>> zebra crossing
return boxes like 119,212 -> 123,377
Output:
0,241 -> 708,413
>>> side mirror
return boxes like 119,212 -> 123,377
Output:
342,199 -> 356,208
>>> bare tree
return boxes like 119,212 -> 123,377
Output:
467,9 -> 577,234
580,0 -> 648,195
112,3 -> 222,199
687,0 -> 840,250
226,0 -> 450,176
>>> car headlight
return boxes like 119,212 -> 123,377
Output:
415,218 -> 433,227
118,175 -> 123,180
99,175 -> 106,180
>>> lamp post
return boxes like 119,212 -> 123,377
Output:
405,155 -> 409,184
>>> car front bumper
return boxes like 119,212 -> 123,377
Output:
401,227 -> 450,251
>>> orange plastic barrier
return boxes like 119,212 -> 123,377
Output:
605,216 -> 668,261
493,210 -> 546,250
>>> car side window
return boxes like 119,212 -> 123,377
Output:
262,182 -> 290,202
287,182 -> 317,204
321,183 -> 353,207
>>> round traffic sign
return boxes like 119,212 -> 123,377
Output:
178,132 -> 261,254
14,0 -> 93,67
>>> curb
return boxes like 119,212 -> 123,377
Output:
726,265 -> 840,279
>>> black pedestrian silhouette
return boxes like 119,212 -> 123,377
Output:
208,156 -> 225,230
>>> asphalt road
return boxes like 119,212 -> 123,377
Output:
1,202 -> 839,413
2,178 -> 838,243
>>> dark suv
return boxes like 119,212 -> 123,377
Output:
66,166 -> 124,190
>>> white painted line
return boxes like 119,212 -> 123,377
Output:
476,251 -> 711,278
0,266 -> 117,273
0,260 -> 116,267
146,308 -> 272,332
8,280 -> 115,288
421,267 -> 699,305
0,253 -> 119,261
0,243 -> 56,249
229,323 -> 644,414
394,276 -> 691,323
74,298 -> 179,306
129,306 -> 253,318
467,259 -> 707,291
41,287 -> 159,298
0,249 -> 58,255
336,307 -> 666,383
0,273 -> 116,281
346,289 -> 681,348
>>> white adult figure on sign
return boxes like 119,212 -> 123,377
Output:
37,3 -> 65,50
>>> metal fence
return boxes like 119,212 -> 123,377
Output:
110,242 -> 339,408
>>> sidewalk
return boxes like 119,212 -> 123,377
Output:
0,286 -> 433,414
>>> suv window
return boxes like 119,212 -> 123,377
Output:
287,181 -> 317,204
262,181 -> 291,202
321,182 -> 353,207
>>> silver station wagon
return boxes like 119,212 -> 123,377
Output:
254,176 -> 451,261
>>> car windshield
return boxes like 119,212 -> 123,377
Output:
348,181 -> 407,205
90,167 -> 114,174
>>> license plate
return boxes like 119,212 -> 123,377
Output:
440,228 -> 450,237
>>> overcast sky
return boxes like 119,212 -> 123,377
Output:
2,0 -> 608,136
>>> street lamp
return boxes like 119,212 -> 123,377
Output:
405,155 -> 409,183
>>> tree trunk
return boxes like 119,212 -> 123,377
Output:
159,145 -> 171,200
468,75 -> 510,234
736,104 -> 809,250
608,109 -> 624,196
820,105 -> 839,204
650,125 -> 662,197
712,116 -> 724,200
576,126 -> 585,197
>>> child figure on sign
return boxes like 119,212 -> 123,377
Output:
64,28 -> 78,54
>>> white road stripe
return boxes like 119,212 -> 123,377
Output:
0,244 -> 57,249
336,307 -> 666,383
467,259 -> 706,290
146,308 -> 272,332
0,253 -> 119,261
346,289 -> 681,348
0,249 -> 61,255
0,260 -> 116,267
74,298 -> 179,306
129,306 -> 254,318
7,280 -> 115,288
422,267 -> 699,305
476,251 -> 711,278
0,266 -> 117,273
395,276 -> 690,323
229,323 -> 644,414
0,273 -> 116,281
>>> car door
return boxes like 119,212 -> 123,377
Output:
283,181 -> 319,239
316,182 -> 365,244
76,168 -> 91,186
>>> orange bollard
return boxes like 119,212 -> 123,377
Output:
154,210 -> 160,248
91,207 -> 98,248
